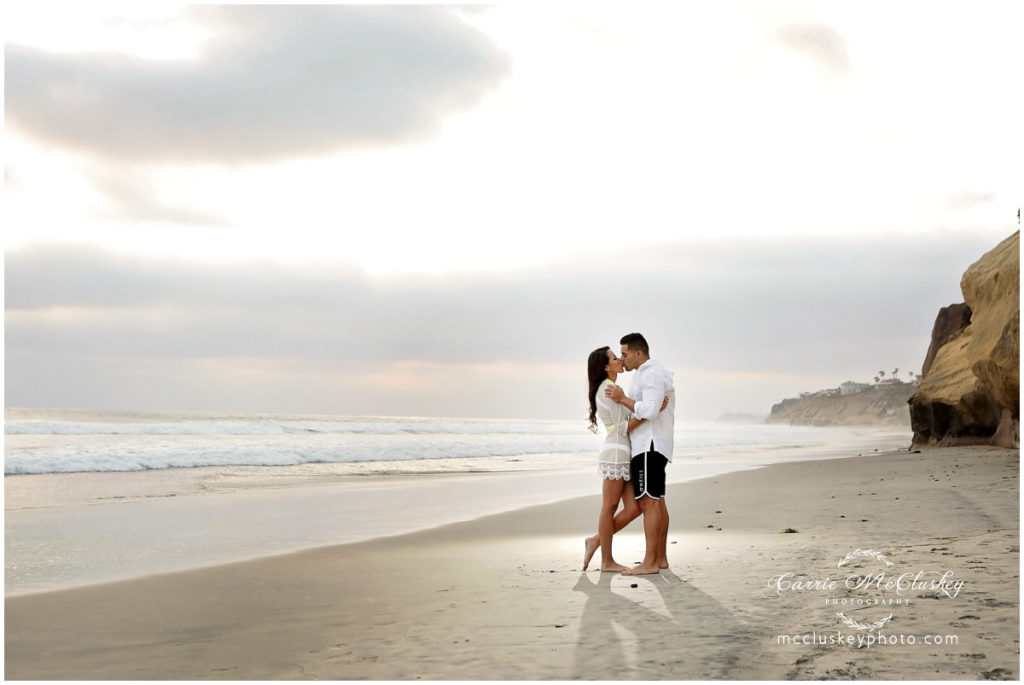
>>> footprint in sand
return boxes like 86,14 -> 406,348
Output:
980,667 -> 1015,680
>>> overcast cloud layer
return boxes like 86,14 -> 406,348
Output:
5,231 -> 1008,419
4,4 -> 1020,421
5,5 -> 509,163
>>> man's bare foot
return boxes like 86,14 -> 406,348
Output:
582,536 -> 599,571
600,561 -> 630,573
623,563 -> 662,576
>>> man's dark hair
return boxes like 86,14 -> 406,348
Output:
620,332 -> 649,356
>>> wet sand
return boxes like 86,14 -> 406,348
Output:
4,446 -> 1018,680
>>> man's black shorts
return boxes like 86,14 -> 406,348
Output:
631,446 -> 668,499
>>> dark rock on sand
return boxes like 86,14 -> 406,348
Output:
922,303 -> 973,377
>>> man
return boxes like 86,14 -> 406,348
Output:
605,332 -> 674,575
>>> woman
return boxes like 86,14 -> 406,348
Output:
581,346 -> 646,572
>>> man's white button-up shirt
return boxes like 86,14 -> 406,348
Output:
627,359 -> 675,461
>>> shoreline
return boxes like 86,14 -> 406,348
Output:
5,445 -> 1018,680
5,427 -> 911,596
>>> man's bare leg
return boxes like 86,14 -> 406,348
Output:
656,498 -> 670,568
623,495 -> 663,575
583,480 -> 641,570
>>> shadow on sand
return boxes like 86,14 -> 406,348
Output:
571,569 -> 769,679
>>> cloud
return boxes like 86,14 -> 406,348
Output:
946,191 -> 997,210
4,5 -> 510,164
776,23 -> 850,78
5,231 -> 1009,418
88,165 -> 228,225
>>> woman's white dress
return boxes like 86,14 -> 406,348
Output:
596,379 -> 632,480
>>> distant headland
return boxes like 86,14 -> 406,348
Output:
766,377 -> 916,427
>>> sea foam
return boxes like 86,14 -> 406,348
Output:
4,409 -> 907,475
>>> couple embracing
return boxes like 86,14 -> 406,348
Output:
583,332 -> 674,575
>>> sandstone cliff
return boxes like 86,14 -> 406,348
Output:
908,232 -> 1020,447
767,382 -> 914,427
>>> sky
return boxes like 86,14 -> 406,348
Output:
4,2 -> 1021,421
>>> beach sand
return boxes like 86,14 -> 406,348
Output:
5,446 -> 1018,680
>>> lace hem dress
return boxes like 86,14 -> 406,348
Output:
595,379 -> 632,480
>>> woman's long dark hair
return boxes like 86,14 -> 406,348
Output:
587,346 -> 611,433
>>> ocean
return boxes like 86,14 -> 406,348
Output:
4,407 -> 909,475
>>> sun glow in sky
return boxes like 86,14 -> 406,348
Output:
4,2 -> 1021,419
7,2 -> 1018,273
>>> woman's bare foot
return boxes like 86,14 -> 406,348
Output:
582,536 -> 600,571
657,558 -> 670,569
601,561 -> 631,573
623,563 -> 662,576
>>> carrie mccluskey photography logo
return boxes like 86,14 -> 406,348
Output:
768,548 -> 966,634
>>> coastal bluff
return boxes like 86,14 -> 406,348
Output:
908,231 -> 1020,448
766,382 -> 914,426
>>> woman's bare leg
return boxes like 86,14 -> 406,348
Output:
582,535 -> 599,571
583,478 -> 641,570
597,478 -> 629,572
618,479 -> 641,527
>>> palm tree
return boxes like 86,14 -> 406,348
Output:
878,370 -> 886,381
893,368 -> 899,379
874,375 -> 880,384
